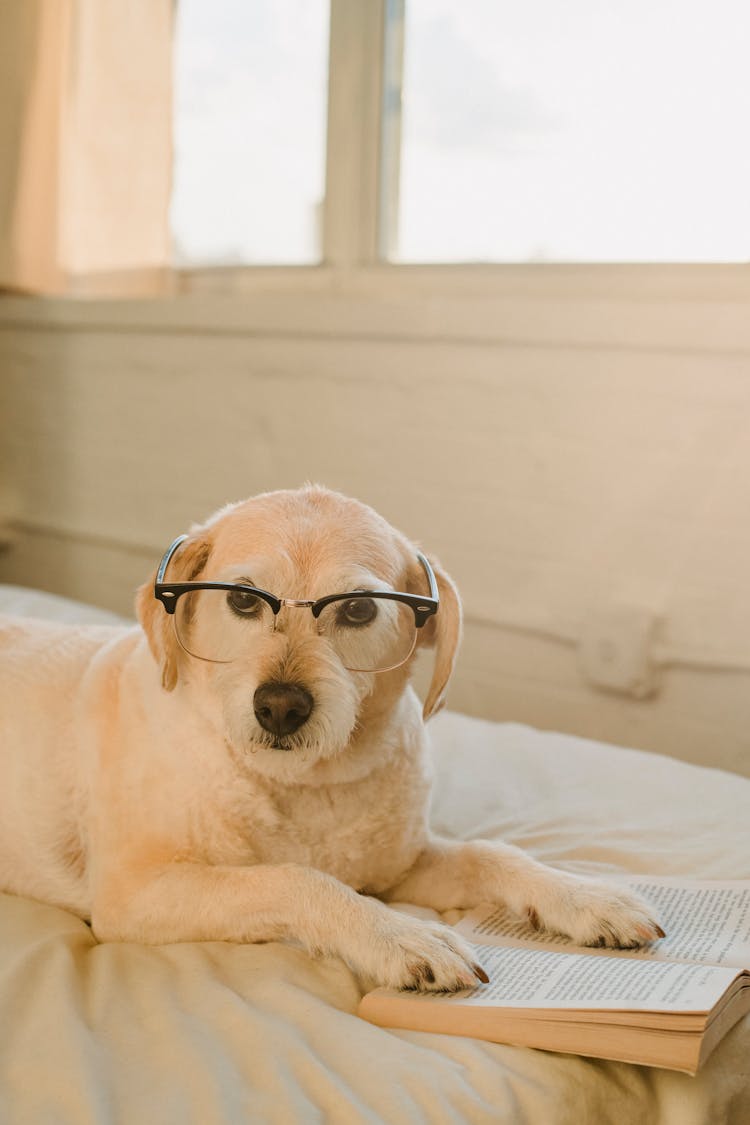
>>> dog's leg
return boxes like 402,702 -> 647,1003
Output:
383,837 -> 664,948
91,859 -> 487,990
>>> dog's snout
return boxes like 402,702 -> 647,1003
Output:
254,682 -> 314,737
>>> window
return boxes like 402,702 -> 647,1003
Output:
8,0 -> 747,296
385,0 -> 750,263
171,0 -> 330,266
171,0 -> 750,271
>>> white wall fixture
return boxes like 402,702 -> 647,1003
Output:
579,604 -> 661,699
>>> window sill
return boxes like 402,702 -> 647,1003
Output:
1,262 -> 750,354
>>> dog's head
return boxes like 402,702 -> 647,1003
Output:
136,486 -> 461,779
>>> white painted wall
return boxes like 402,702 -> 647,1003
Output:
2,271 -> 750,776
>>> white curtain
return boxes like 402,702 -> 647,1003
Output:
0,0 -> 173,294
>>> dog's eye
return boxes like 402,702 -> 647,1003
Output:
337,598 -> 378,627
227,589 -> 263,617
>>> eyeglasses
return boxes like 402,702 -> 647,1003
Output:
153,535 -> 439,673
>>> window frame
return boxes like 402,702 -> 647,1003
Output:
4,0 -> 750,325
171,0 -> 750,319
173,0 -> 386,283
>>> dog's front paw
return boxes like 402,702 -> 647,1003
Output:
531,878 -> 665,950
354,913 -> 488,992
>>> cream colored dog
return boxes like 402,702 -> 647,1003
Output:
0,486 -> 663,990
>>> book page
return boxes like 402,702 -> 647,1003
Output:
456,878 -> 750,969
624,878 -> 750,966
441,943 -> 741,1012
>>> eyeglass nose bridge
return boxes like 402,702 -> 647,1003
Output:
271,598 -> 317,634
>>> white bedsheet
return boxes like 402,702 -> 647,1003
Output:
1,586 -> 749,1124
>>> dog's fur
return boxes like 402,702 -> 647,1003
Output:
0,486 -> 662,990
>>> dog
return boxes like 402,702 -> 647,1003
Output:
0,486 -> 663,990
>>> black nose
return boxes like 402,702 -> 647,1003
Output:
253,682 -> 314,737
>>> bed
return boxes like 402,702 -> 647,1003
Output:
1,585 -> 749,1125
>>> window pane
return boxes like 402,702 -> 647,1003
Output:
172,0 -> 329,266
385,0 -> 750,263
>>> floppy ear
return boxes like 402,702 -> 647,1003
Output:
413,553 -> 463,721
135,534 -> 212,691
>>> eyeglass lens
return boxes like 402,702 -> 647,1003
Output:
173,589 -> 417,672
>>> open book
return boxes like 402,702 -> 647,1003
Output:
359,877 -> 750,1074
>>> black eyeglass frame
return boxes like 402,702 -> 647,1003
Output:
153,534 -> 440,630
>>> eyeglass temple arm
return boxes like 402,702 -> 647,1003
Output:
155,533 -> 189,592
417,551 -> 438,603
413,551 -> 440,627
